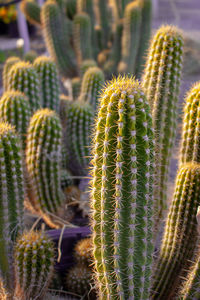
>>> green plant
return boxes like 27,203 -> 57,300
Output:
14,231 -> 54,300
20,0 -> 41,26
65,0 -> 77,19
0,279 -> 9,300
8,61 -> 41,113
2,56 -> 20,91
24,50 -> 37,63
80,59 -> 97,78
71,77 -> 81,100
34,56 -> 60,112
91,76 -> 154,299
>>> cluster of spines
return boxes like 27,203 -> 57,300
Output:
2,56 -> 20,91
34,56 -> 60,112
8,61 -> 41,113
91,76 -> 155,299
14,231 -> 54,300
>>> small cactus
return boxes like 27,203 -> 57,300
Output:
74,237 -> 92,265
14,231 -> 54,300
8,61 -> 41,113
20,0 -> 41,26
80,59 -> 97,79
71,77 -> 81,100
2,56 -> 20,91
34,56 -> 60,112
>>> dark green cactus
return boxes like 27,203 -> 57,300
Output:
66,0 -> 77,19
0,123 -> 24,289
71,77 -> 81,100
20,0 -> 41,26
151,164 -> 200,299
142,25 -> 183,233
2,56 -> 20,91
95,0 -> 110,48
80,59 -> 97,79
8,61 -> 41,113
34,56 -> 60,112
14,231 -> 54,300
91,76 -> 155,299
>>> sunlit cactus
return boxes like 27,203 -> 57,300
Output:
80,59 -> 97,78
2,56 -> 20,91
91,76 -> 155,299
20,0 -> 41,26
8,61 -> 41,113
95,0 -> 110,48
34,56 -> 60,112
14,231 -> 54,300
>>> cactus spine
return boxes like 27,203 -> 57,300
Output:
26,109 -> 64,214
20,0 -> 41,26
34,56 -> 60,112
14,231 -> 54,300
79,66 -> 104,111
151,164 -> 200,299
91,76 -> 155,299
8,61 -> 41,113
2,57 -> 20,91
0,123 -> 24,289
142,25 -> 183,232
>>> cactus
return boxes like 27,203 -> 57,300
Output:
2,56 -> 20,91
114,0 -> 132,18
14,231 -> 54,300
74,237 -> 92,265
142,25 -> 183,232
0,279 -> 9,300
151,164 -> 200,299
34,56 -> 60,112
26,108 -> 64,215
180,82 -> 200,164
41,0 -> 77,78
24,50 -> 37,63
0,123 -> 24,289
80,59 -> 97,79
118,1 -> 141,74
91,76 -> 155,299
60,169 -> 74,189
73,13 -> 93,65
71,77 -> 81,100
95,0 -> 110,48
0,91 -> 31,148
8,61 -> 41,113
79,66 -> 104,111
66,101 -> 93,175
66,0 -> 77,19
20,0 -> 41,26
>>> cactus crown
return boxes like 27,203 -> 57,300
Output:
3,56 -> 20,91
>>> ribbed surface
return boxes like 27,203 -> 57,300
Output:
2,57 -> 20,92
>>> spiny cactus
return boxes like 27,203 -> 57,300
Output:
118,1 -> 141,74
73,13 -> 93,65
0,123 -> 24,289
8,61 -> 41,113
91,76 -> 155,299
142,25 -> 183,233
0,91 -> 31,148
71,77 -> 81,100
74,237 -> 92,265
180,82 -> 200,164
34,56 -> 60,112
2,56 -> 20,91
14,231 -> 54,300
80,59 -> 97,79
151,163 -> 200,299
41,0 -> 77,78
79,66 -> 104,111
26,108 -> 64,215
20,0 -> 41,26
66,101 -> 93,175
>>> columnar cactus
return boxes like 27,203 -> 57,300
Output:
142,25 -> 183,232
0,91 -> 31,148
73,13 -> 93,65
66,0 -> 77,19
14,231 -> 54,300
34,56 -> 60,112
95,0 -> 110,48
20,0 -> 41,26
41,0 -> 77,78
8,61 -> 41,113
151,164 -> 200,299
2,56 -> 20,91
118,1 -> 141,74
26,108 -> 64,214
66,101 -> 93,175
79,66 -> 104,111
71,77 -> 81,100
80,59 -> 97,78
180,82 -> 200,164
91,76 -> 155,299
114,0 -> 132,18
0,123 -> 24,289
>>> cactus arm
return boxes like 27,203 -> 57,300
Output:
20,0 -> 41,26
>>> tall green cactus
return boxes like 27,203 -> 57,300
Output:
91,76 -> 155,299
0,123 -> 24,289
151,164 -> 200,299
8,61 -> 41,113
41,0 -> 77,78
118,1 -> 141,74
142,25 -> 183,232
20,0 -> 41,26
73,12 -> 93,65
34,56 -> 60,112
79,66 -> 104,111
95,0 -> 110,48
180,82 -> 200,164
66,101 -> 93,175
14,231 -> 54,300
0,91 -> 31,148
2,56 -> 20,91
26,108 -> 64,215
